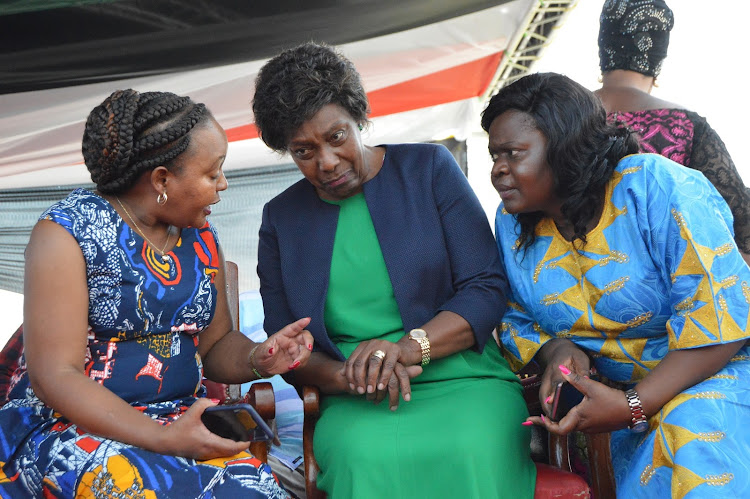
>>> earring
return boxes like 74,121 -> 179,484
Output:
358,123 -> 363,131
157,192 -> 168,205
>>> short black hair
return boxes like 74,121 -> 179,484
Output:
82,89 -> 211,194
252,42 -> 369,152
482,72 -> 639,250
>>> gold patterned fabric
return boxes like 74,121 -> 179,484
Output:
496,154 -> 750,497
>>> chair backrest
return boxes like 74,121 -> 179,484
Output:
206,259 -> 275,462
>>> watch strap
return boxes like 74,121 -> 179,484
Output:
625,388 -> 648,432
408,329 -> 431,366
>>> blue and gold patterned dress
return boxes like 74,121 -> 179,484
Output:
496,154 -> 750,498
0,189 -> 286,498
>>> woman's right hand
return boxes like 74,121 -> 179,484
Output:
374,362 -> 423,411
158,398 -> 252,461
338,355 -> 422,411
538,339 -> 591,417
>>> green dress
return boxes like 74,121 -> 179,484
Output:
313,193 -> 535,498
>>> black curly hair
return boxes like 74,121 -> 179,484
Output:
82,89 -> 211,194
252,42 -> 370,152
481,72 -> 640,251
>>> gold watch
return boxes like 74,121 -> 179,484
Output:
408,328 -> 431,366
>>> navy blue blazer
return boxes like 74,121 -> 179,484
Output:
258,143 -> 508,361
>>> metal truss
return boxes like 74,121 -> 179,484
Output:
483,0 -> 580,101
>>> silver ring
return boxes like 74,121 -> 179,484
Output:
372,349 -> 386,361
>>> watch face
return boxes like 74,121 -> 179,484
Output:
631,420 -> 649,433
409,329 -> 427,339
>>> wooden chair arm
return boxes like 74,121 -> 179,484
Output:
303,385 -> 325,499
586,432 -> 616,499
243,381 -> 276,463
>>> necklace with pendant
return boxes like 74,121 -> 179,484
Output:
116,196 -> 173,263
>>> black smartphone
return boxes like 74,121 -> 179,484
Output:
550,381 -> 583,421
201,403 -> 278,445
549,376 -> 602,422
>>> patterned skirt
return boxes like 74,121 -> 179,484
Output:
0,397 -> 288,498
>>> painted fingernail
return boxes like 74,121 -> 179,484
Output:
541,414 -> 547,423
558,365 -> 571,375
357,386 -> 365,394
289,360 -> 300,370
349,383 -> 355,391
268,347 -> 274,355
307,344 -> 313,351
390,406 -> 398,411
378,383 -> 385,391
521,421 -> 533,426
367,385 -> 374,393
404,393 -> 411,402
210,398 -> 221,404
545,395 -> 552,404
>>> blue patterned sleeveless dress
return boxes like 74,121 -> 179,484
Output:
0,189 -> 286,498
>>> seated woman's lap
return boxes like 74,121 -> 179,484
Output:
314,376 -> 535,498
611,347 -> 750,497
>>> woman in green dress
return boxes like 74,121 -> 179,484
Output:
251,42 -> 536,498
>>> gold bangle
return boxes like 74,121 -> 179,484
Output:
249,344 -> 270,379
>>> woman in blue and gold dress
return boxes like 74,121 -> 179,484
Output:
483,73 -> 750,498
0,90 -> 313,497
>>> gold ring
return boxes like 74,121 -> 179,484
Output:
372,350 -> 386,361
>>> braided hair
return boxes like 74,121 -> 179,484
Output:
481,73 -> 640,252
82,89 -> 210,194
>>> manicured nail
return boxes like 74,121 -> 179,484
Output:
522,421 -> 533,426
404,393 -> 411,402
390,406 -> 398,411
349,383 -> 355,391
541,414 -> 547,423
545,395 -> 552,404
558,365 -> 571,376
357,386 -> 365,394
584,375 -> 589,379
367,385 -> 374,393
210,398 -> 221,404
268,347 -> 274,355
378,383 -> 385,391
289,360 -> 300,370
307,344 -> 313,351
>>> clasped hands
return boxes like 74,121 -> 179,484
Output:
526,341 -> 632,435
251,317 -> 315,377
341,338 -> 423,411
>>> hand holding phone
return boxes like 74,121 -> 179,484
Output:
201,403 -> 279,445
550,381 -> 584,421
549,373 -> 599,422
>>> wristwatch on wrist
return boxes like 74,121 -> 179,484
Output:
408,328 -> 431,366
625,388 -> 648,433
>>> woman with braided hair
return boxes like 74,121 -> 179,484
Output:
0,89 -> 313,498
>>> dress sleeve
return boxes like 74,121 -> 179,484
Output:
431,146 -> 509,351
494,209 -> 553,371
687,111 -> 750,253
643,161 -> 750,351
258,202 -> 297,338
498,294 -> 554,372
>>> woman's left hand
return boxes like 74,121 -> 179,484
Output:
343,339 -> 410,399
526,369 -> 632,435
252,317 -> 314,376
